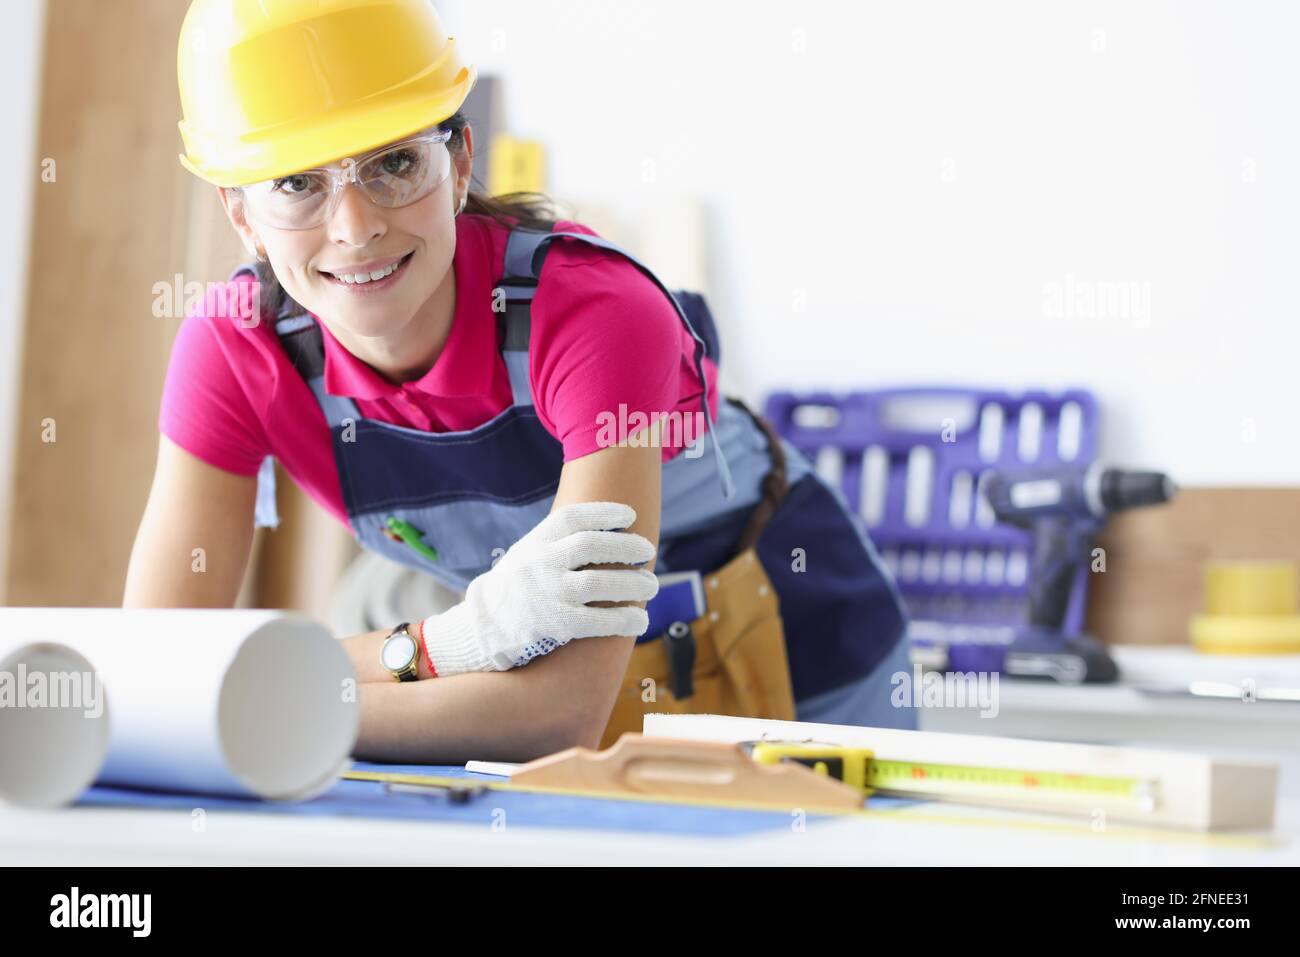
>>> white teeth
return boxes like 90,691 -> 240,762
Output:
333,258 -> 402,284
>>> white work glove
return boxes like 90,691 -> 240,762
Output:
419,501 -> 659,675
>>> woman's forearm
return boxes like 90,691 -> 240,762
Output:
340,434 -> 661,764
350,634 -> 634,764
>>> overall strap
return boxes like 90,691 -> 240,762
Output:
494,228 -> 551,407
228,263 -> 362,528
494,228 -> 737,501
229,262 -> 361,428
227,264 -> 289,528
260,306 -> 362,529
272,311 -> 362,428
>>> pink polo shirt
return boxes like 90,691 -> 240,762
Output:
158,214 -> 720,527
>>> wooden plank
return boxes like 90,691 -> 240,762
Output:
5,0 -> 356,615
643,713 -> 1278,831
6,0 -> 191,604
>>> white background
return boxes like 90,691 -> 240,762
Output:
440,0 -> 1299,485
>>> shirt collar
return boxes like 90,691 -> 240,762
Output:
320,216 -> 499,400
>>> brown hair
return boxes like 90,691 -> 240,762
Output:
251,109 -> 561,318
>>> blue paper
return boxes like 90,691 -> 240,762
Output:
74,761 -> 867,837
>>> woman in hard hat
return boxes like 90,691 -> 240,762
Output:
125,0 -> 913,762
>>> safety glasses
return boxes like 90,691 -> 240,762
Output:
235,128 -> 454,230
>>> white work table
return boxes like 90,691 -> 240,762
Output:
1,792 -> 1294,866
6,645 -> 1294,866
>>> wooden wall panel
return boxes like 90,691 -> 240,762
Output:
5,0 -> 192,605
6,0 -> 353,619
1087,488 -> 1300,646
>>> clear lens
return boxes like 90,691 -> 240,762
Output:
242,172 -> 332,229
356,140 -> 447,207
239,130 -> 453,230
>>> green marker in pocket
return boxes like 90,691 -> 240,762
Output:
383,516 -> 440,562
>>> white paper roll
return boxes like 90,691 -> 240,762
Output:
0,639 -> 110,808
0,608 -> 359,801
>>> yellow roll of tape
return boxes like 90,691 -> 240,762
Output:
1191,561 -> 1300,654
1205,562 -> 1297,616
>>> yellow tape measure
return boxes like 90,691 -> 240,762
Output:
747,742 -> 1158,814
344,740 -> 1158,818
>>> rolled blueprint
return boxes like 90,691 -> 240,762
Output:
0,608 -> 359,802
0,639 -> 109,807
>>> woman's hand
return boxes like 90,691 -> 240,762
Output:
417,500 -> 659,676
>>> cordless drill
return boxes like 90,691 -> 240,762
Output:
983,464 -> 1177,683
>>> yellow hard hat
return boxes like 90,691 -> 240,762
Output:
177,0 -> 476,187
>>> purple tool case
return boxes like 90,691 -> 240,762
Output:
763,388 -> 1099,670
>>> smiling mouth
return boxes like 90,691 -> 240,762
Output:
321,251 -> 414,286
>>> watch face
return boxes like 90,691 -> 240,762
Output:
381,634 -> 417,671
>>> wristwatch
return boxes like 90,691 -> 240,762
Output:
380,622 -> 421,682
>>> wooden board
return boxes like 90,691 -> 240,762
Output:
5,0 -> 192,605
510,733 -> 866,811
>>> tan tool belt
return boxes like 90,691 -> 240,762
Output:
599,398 -> 797,749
